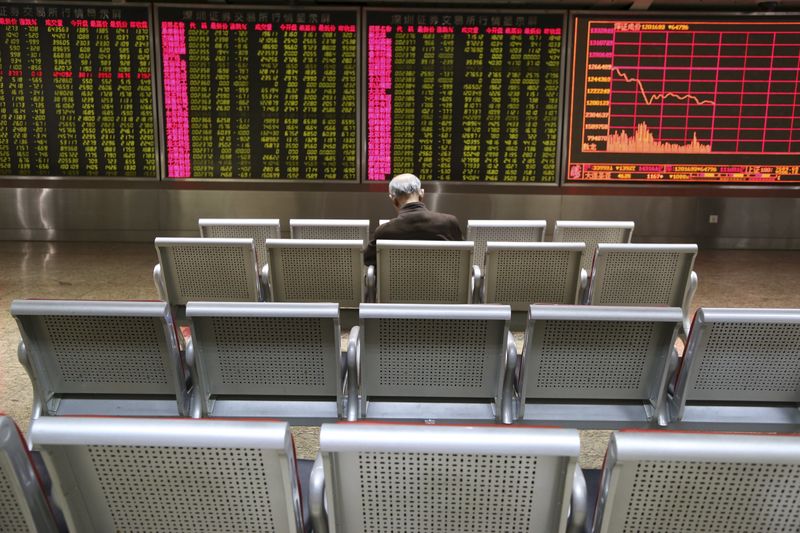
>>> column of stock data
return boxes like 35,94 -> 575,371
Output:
0,3 -> 155,177
367,11 -> 564,183
568,17 -> 800,183
158,6 -> 358,180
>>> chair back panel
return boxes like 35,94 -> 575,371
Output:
290,219 -> 370,242
0,457 -> 32,532
266,239 -> 363,306
377,241 -> 473,304
466,220 -> 546,268
199,218 -> 280,271
484,243 -> 583,308
552,221 -> 634,272
156,238 -> 260,305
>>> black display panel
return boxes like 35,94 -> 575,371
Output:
157,5 -> 358,180
567,15 -> 800,183
0,2 -> 156,178
366,10 -> 565,183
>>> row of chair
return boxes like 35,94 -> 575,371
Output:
12,300 -> 799,431
199,217 -> 634,270
4,414 -> 799,532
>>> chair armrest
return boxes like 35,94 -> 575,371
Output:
680,271 -> 698,339
471,265 -> 483,304
578,268 -> 589,304
260,264 -> 272,302
18,340 -> 44,424
309,454 -> 329,533
153,264 -> 168,302
345,326 -> 360,421
567,465 -> 588,533
184,338 -> 203,419
365,265 -> 376,303
500,331 -> 518,424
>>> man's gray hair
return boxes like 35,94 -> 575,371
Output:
389,173 -> 422,197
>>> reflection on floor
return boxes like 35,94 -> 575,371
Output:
2,241 -> 799,467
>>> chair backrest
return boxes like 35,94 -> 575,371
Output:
198,218 -> 280,271
186,301 -> 342,417
553,220 -> 634,273
0,416 -> 58,533
155,237 -> 261,305
319,423 -> 580,533
521,305 -> 681,415
266,239 -> 364,307
593,430 -> 800,532
290,219 -> 370,242
359,304 -> 510,406
31,417 -> 304,533
483,242 -> 585,309
11,300 -> 189,417
376,240 -> 474,303
589,243 -> 697,307
467,219 -> 546,268
672,308 -> 800,419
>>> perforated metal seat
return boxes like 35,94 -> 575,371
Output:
467,219 -> 546,269
290,219 -> 370,242
517,305 -> 682,428
669,308 -> 800,431
186,302 -> 347,423
31,417 -> 305,532
310,423 -> 586,533
153,237 -> 265,320
482,242 -> 587,310
553,220 -> 634,274
0,416 -> 59,533
592,430 -> 800,533
199,218 -> 281,271
11,300 -> 190,419
264,239 -> 366,308
587,243 -> 698,336
350,303 -> 516,423
376,240 -> 478,304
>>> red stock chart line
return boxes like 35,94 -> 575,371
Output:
581,21 -> 800,155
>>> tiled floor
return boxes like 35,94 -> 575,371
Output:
2,241 -> 799,467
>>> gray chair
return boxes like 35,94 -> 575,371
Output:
592,430 -> 800,532
0,415 -> 59,533
31,416 -> 305,533
349,303 -> 516,423
516,305 -> 682,428
290,219 -> 370,242
482,242 -> 587,310
669,308 -> 800,431
153,237 -> 266,320
553,220 -> 634,274
467,219 -> 546,269
310,423 -> 586,533
185,301 -> 347,423
11,300 -> 190,419
198,218 -> 281,271
587,243 -> 698,336
376,240 -> 478,304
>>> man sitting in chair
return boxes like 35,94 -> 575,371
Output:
364,173 -> 463,266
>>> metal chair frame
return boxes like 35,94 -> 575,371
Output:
198,217 -> 281,271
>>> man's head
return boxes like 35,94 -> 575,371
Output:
388,173 -> 424,211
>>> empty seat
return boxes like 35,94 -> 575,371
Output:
669,307 -> 800,431
592,430 -> 800,532
264,239 -> 366,308
587,243 -> 698,336
376,240 -> 478,304
553,220 -> 634,273
290,219 -> 370,242
0,415 -> 59,533
198,218 -> 280,271
310,423 -> 586,533
31,416 -> 305,532
467,219 -> 546,268
517,305 -> 682,428
351,303 -> 516,423
11,300 -> 190,418
153,237 -> 265,320
482,242 -> 587,309
185,301 -> 347,423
